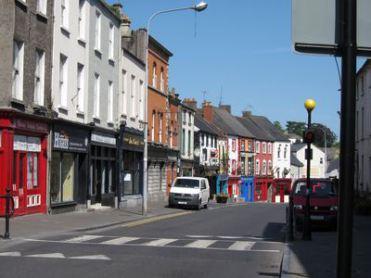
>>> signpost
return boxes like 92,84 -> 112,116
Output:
292,0 -> 370,277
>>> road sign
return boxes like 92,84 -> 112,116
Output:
292,0 -> 371,56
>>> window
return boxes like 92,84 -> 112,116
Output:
27,153 -> 39,189
159,114 -> 163,144
262,142 -> 266,154
232,139 -> 236,152
122,70 -> 127,115
169,129 -> 173,148
77,63 -> 84,112
256,141 -> 260,153
108,81 -> 113,122
37,0 -> 47,15
277,144 -> 281,158
12,40 -> 24,100
182,129 -> 186,155
188,130 -> 191,156
34,49 -> 45,106
59,54 -> 68,107
362,107 -> 365,138
262,160 -> 267,175
94,73 -> 100,117
268,143 -> 272,154
268,160 -> 272,175
203,134 -> 207,147
139,80 -> 144,121
95,11 -> 101,50
183,110 -> 187,124
256,159 -> 260,175
284,145 -> 288,159
200,134 -> 203,146
51,152 -> 75,204
320,157 -> 323,164
160,67 -> 164,92
152,63 -> 157,88
131,75 -> 136,117
61,0 -> 69,28
109,23 -> 114,59
151,112 -> 155,142
78,0 -> 86,39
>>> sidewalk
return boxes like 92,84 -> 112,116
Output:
281,215 -> 371,278
0,202 -> 182,241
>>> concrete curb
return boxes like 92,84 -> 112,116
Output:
280,244 -> 292,278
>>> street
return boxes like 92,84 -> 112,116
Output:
0,203 -> 286,278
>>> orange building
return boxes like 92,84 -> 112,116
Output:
147,36 -> 178,201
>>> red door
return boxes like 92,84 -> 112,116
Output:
12,151 -> 27,215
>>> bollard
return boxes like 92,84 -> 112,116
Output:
288,195 -> 294,241
3,188 -> 12,239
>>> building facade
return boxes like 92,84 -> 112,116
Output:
291,143 -> 326,178
179,102 -> 195,176
0,0 -> 53,215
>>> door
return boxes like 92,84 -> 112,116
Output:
201,180 -> 208,204
12,151 -> 26,215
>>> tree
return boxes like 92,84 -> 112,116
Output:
312,123 -> 337,148
273,121 -> 284,132
286,121 -> 306,137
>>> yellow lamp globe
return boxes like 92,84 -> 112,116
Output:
304,99 -> 316,112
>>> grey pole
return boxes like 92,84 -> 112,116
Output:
336,0 -> 356,276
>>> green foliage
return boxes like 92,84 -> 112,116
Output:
273,121 -> 284,132
286,121 -> 306,137
312,123 -> 338,148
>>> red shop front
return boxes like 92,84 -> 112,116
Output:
254,177 -> 273,202
228,176 -> 241,198
0,112 -> 48,216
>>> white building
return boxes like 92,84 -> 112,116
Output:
355,60 -> 371,195
291,143 -> 326,178
180,102 -> 195,176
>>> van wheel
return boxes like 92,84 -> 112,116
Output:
204,203 -> 208,209
196,199 -> 202,210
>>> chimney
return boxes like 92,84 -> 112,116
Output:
183,98 -> 197,110
112,2 -> 123,13
219,104 -> 231,114
120,14 -> 132,39
202,101 -> 213,123
242,111 -> 252,118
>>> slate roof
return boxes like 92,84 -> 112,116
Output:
327,158 -> 339,173
291,153 -> 304,167
194,113 -> 219,136
291,143 -> 306,152
212,108 -> 255,138
251,116 -> 290,142
237,116 -> 275,141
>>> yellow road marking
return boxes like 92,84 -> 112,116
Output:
121,211 -> 193,228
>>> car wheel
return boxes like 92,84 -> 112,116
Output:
204,202 -> 208,209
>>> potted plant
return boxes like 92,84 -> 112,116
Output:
216,194 -> 228,204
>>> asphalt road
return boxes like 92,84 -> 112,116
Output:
0,203 -> 286,278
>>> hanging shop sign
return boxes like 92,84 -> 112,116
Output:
14,135 -> 41,152
53,125 -> 88,152
14,119 -> 48,133
123,132 -> 144,151
91,132 -> 116,146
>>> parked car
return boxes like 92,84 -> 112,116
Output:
168,177 -> 210,210
290,178 -> 338,230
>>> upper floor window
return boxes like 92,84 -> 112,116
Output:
151,112 -> 155,142
284,145 -> 288,159
78,0 -> 86,39
262,160 -> 267,175
37,0 -> 47,15
109,23 -> 114,60
59,54 -> 68,107
61,0 -> 69,28
188,130 -> 192,156
232,139 -> 236,152
256,141 -> 260,153
152,63 -> 157,88
93,73 -> 100,117
12,40 -> 24,101
108,81 -> 114,122
122,70 -> 127,115
255,159 -> 260,175
268,160 -> 272,175
77,63 -> 84,112
277,144 -> 281,158
139,80 -> 144,121
34,49 -> 45,106
262,142 -> 266,154
268,143 -> 272,154
94,11 -> 101,50
160,67 -> 164,92
131,75 -> 136,117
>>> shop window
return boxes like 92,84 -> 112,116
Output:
27,153 -> 38,189
51,152 -> 75,204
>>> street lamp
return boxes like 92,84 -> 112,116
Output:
312,124 -> 327,177
142,2 -> 208,215
302,98 -> 316,240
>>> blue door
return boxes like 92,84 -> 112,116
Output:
241,177 -> 254,202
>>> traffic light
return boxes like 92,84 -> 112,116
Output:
303,128 -> 315,144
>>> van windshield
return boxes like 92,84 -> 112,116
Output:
294,180 -> 336,197
174,179 -> 200,189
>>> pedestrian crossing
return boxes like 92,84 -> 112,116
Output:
24,234 -> 281,253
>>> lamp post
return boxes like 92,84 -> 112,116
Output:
142,1 -> 208,215
302,98 -> 316,240
312,124 -> 327,177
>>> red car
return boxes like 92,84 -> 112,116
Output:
290,178 -> 338,230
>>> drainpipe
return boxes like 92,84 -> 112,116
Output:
115,121 -> 126,209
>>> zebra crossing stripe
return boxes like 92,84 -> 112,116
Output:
228,241 -> 255,251
0,252 -> 21,257
185,240 -> 217,249
143,238 -> 178,247
26,253 -> 65,259
69,255 -> 111,261
100,236 -> 139,245
64,235 -> 104,243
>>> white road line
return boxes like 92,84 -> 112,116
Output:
64,235 -> 104,243
143,238 -> 178,247
100,236 -> 139,245
218,236 -> 243,239
26,253 -> 65,259
0,252 -> 21,257
69,255 -> 111,261
228,241 -> 255,251
186,235 -> 213,238
185,240 -> 217,249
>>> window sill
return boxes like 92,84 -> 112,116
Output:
36,11 -> 48,22
94,48 -> 102,57
60,26 -> 70,37
76,110 -> 85,117
57,105 -> 68,114
108,58 -> 115,66
78,38 -> 87,47
15,0 -> 28,9
130,117 -> 136,122
93,116 -> 100,122
107,121 -> 115,127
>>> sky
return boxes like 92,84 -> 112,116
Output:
109,0 -> 365,138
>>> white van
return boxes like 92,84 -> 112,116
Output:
168,177 -> 210,209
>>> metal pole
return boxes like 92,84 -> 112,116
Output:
4,188 -> 11,239
336,0 -> 356,276
302,111 -> 312,240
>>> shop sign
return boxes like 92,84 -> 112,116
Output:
14,119 -> 48,133
14,135 -> 41,152
91,132 -> 116,146
123,133 -> 144,148
53,126 -> 88,152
